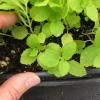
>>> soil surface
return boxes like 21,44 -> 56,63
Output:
0,37 -> 42,74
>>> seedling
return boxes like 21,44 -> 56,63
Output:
1,0 -> 100,77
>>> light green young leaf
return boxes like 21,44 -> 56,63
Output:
38,32 -> 46,43
42,23 -> 52,38
49,0 -> 64,8
61,34 -> 73,46
20,48 -> 37,65
37,43 -> 61,69
5,0 -> 24,10
48,60 -> 70,77
37,51 -> 59,69
26,34 -> 40,48
62,1 -> 69,18
80,45 -> 100,67
93,53 -> 100,68
33,25 -> 41,34
85,2 -> 98,22
57,60 -> 70,77
94,19 -> 99,28
30,6 -> 49,22
48,9 -> 62,21
69,60 -> 86,77
68,0 -> 83,13
50,21 -> 64,37
0,3 -> 15,10
29,0 -> 37,5
81,0 -> 89,9
29,48 -> 38,57
62,41 -> 77,60
92,0 -> 100,8
75,40 -> 85,54
94,27 -> 100,48
11,26 -> 28,40
34,0 -> 49,6
46,43 -> 61,57
65,13 -> 81,28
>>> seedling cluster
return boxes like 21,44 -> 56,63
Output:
0,0 -> 100,77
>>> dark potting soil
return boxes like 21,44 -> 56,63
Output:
0,15 -> 95,74
0,36 -> 43,74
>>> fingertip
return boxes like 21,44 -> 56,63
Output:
0,11 -> 18,29
0,72 -> 40,100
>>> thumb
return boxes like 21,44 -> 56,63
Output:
0,72 -> 40,100
0,11 -> 17,29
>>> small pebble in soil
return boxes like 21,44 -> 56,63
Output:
5,57 -> 10,61
76,29 -> 79,32
5,57 -> 10,65
0,61 -> 8,67
11,50 -> 16,54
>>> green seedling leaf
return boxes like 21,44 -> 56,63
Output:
38,32 -> 46,43
93,53 -> 100,68
30,6 -> 49,22
29,48 -> 38,57
19,0 -> 29,4
75,40 -> 85,54
33,26 -> 41,34
94,27 -> 100,48
37,52 -> 59,69
92,0 -> 100,8
30,0 -> 37,5
42,23 -> 52,38
85,1 -> 98,22
48,9 -> 62,21
62,41 -> 77,60
4,0 -> 25,10
68,0 -> 83,13
50,21 -> 64,37
34,0 -> 49,6
49,0 -> 64,8
57,60 -> 70,77
62,1 -> 69,18
48,60 -> 70,77
37,43 -> 61,69
81,0 -> 89,9
48,0 -> 63,13
80,45 -> 100,67
65,13 -> 81,28
0,3 -> 15,10
20,48 -> 37,65
26,34 -> 40,48
69,60 -> 86,77
46,43 -> 61,56
61,34 -> 73,46
11,26 -> 28,40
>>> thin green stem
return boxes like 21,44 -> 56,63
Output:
23,2 -> 33,33
17,12 -> 29,27
87,34 -> 94,43
0,33 -> 13,37
80,33 -> 94,43
26,14 -> 33,33
16,2 -> 33,33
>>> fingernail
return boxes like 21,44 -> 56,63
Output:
25,75 -> 40,88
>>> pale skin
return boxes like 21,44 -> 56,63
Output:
0,12 -> 40,100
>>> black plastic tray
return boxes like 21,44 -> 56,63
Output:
0,68 -> 100,100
